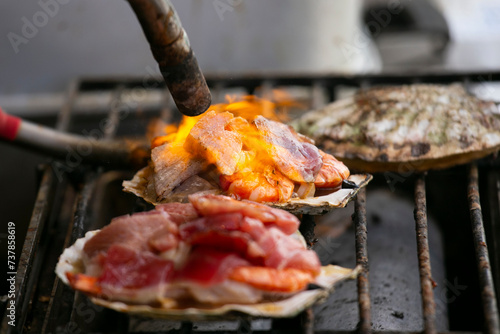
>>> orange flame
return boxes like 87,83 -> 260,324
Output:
148,92 -> 347,203
151,93 -> 298,149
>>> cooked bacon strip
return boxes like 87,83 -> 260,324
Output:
174,247 -> 249,285
225,115 -> 252,134
188,194 -> 300,235
151,142 -> 208,200
184,110 -> 244,175
253,116 -> 322,183
229,267 -> 314,292
83,210 -> 178,260
314,150 -> 350,188
155,202 -> 199,225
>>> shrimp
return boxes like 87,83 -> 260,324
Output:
314,150 -> 350,188
229,266 -> 314,292
66,272 -> 102,296
220,167 -> 294,203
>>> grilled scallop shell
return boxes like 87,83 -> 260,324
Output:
56,231 -> 359,320
291,84 -> 500,172
122,167 -> 372,215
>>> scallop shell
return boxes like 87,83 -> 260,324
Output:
56,231 -> 360,320
291,84 -> 500,173
122,167 -> 371,215
270,174 -> 372,215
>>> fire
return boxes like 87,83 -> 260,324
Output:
151,115 -> 202,148
145,92 -> 348,204
151,94 -> 295,149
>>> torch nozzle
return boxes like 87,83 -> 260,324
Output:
127,0 -> 211,116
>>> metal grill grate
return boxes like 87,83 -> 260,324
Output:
2,73 -> 500,334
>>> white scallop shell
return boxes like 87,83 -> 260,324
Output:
122,167 -> 372,215
56,231 -> 359,320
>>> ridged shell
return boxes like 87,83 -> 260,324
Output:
122,167 -> 371,215
56,231 -> 359,320
291,84 -> 500,172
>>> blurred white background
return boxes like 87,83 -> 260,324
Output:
1,0 -> 500,96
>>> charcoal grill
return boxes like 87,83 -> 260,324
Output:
1,72 -> 500,334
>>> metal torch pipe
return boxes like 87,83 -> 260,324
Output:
0,107 -> 149,168
15,121 -> 149,168
126,0 -> 211,116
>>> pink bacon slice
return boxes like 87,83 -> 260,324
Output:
179,213 -> 267,261
67,245 -> 175,296
179,213 -> 320,275
83,210 -> 178,260
98,244 -> 174,289
188,194 -> 300,235
155,202 -> 199,225
174,247 -> 249,286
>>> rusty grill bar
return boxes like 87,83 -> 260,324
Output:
414,174 -> 437,334
354,188 -> 371,333
2,73 -> 500,333
468,164 -> 500,334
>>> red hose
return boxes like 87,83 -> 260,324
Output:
0,107 -> 21,141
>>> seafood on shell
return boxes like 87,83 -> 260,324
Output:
291,84 -> 500,172
55,195 -> 359,320
123,109 -> 371,214
123,166 -> 371,215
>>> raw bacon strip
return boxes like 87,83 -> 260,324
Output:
68,245 -> 175,299
179,213 -> 244,236
151,142 -> 207,200
179,213 -> 266,261
314,150 -> 350,188
179,214 -> 319,274
155,202 -> 199,225
99,245 -> 174,289
148,233 -> 179,253
240,219 -> 321,275
174,247 -> 249,286
184,231 -> 255,260
253,116 -> 322,183
83,210 -> 178,260
184,110 -> 244,175
262,228 -> 321,275
188,194 -> 300,235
